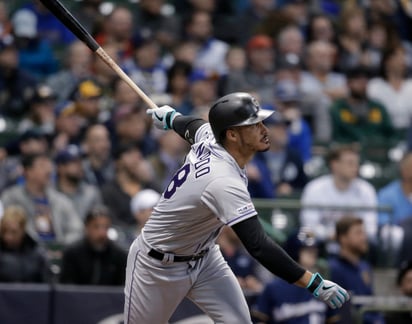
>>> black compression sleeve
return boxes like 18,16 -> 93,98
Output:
231,216 -> 306,283
172,115 -> 207,144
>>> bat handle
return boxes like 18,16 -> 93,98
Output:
95,47 -> 159,110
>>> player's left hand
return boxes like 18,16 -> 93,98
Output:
307,273 -> 350,309
147,105 -> 181,130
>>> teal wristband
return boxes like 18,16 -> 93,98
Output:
307,272 -> 323,294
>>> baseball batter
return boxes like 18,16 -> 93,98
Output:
124,93 -> 350,323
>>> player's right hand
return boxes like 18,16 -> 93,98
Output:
147,105 -> 181,130
306,273 -> 350,309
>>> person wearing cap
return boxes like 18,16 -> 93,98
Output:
330,65 -> 395,144
0,34 -> 38,120
11,8 -> 58,80
69,78 -> 104,124
55,145 -> 102,221
274,79 -> 313,163
130,188 -> 161,234
53,100 -> 84,152
123,93 -> 350,323
247,112 -> 308,199
18,84 -> 57,136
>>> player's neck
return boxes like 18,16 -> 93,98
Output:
225,146 -> 253,168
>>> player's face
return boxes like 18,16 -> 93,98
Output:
234,121 -> 270,153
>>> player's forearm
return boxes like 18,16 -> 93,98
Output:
294,270 -> 314,288
231,216 -> 306,283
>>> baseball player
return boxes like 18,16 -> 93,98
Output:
124,92 -> 350,323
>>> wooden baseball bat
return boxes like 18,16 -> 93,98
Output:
39,0 -> 158,110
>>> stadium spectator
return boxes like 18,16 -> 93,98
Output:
329,215 -> 385,324
378,152 -> 412,265
300,40 -> 347,103
232,0 -> 275,46
367,44 -> 412,133
224,34 -> 275,107
378,151 -> 412,227
1,153 -> 83,245
132,0 -> 181,51
110,102 -> 157,156
0,1 -> 12,39
54,145 -> 102,221
253,229 -> 334,324
306,12 -> 336,43
300,144 -> 378,251
0,35 -> 38,120
147,130 -> 189,193
247,112 -> 307,198
275,53 -> 332,142
330,65 -> 395,144
71,0 -> 104,36
81,124 -> 115,187
130,188 -> 161,234
180,69 -> 219,119
276,25 -> 305,61
122,34 -> 167,96
46,40 -> 93,103
183,10 -> 229,76
217,45 -> 247,97
0,205 -> 50,283
52,101 -> 84,152
336,5 -> 369,72
0,129 -> 49,192
101,143 -> 153,227
20,0 -> 76,47
59,205 -> 127,286
18,84 -> 57,136
274,80 -> 312,163
11,8 -> 58,80
164,60 -> 193,113
384,260 -> 412,323
94,6 -> 134,61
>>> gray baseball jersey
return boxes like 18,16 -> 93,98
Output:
143,123 -> 258,254
124,123 -> 257,323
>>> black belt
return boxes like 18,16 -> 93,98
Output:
148,248 -> 209,262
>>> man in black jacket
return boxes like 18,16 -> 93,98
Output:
60,205 -> 127,286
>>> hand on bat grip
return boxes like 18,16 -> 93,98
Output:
147,105 -> 181,130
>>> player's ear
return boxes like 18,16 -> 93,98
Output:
226,128 -> 238,142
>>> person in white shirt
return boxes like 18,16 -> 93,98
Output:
300,144 -> 378,247
367,45 -> 412,131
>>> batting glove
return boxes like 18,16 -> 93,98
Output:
147,105 -> 181,130
306,273 -> 350,309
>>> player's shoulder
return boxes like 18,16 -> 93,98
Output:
352,177 -> 376,193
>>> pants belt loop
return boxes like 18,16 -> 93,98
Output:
161,252 -> 175,265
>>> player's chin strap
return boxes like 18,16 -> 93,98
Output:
161,253 -> 175,265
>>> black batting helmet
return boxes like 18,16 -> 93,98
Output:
208,92 -> 274,143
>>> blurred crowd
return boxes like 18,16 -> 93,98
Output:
1,0 -> 412,322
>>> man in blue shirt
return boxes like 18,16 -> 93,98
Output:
378,152 -> 412,226
329,216 -> 384,324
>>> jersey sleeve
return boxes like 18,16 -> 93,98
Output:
194,123 -> 214,144
201,176 -> 257,226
